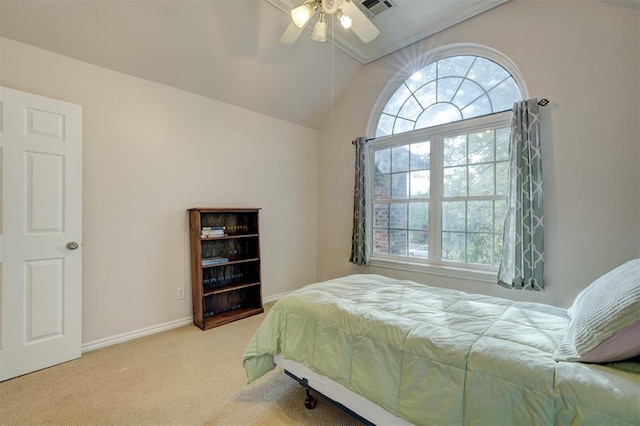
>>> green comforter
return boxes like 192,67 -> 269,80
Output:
243,274 -> 640,425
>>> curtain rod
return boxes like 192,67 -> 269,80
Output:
352,137 -> 375,145
353,98 -> 552,145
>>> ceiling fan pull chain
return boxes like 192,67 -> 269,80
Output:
331,14 -> 335,120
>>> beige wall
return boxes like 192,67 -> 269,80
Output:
1,0 -> 638,345
317,0 -> 640,307
1,38 -> 318,344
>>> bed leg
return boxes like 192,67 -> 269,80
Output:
304,388 -> 317,409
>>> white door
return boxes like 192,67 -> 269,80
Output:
0,87 -> 82,381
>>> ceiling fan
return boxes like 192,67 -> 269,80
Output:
280,0 -> 380,45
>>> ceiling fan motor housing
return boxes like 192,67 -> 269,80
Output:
321,0 -> 340,15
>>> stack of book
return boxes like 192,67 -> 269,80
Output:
201,226 -> 226,238
202,257 -> 229,267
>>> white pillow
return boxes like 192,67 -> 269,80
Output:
553,258 -> 640,363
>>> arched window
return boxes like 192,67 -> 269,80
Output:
366,46 -> 525,275
376,55 -> 522,137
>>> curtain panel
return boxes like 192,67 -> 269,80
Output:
498,99 -> 544,290
349,137 -> 368,266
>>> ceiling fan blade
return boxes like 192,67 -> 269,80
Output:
280,21 -> 305,44
341,0 -> 380,43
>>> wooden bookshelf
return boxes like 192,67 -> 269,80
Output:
188,208 -> 263,330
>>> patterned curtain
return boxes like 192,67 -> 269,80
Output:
349,137 -> 368,265
498,99 -> 544,290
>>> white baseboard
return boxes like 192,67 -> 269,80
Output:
81,291 -> 293,353
81,316 -> 194,353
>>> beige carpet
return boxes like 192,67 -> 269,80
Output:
0,305 -> 362,425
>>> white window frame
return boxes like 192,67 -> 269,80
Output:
365,44 -> 528,284
367,113 -> 511,281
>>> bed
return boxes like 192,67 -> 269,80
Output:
243,261 -> 640,425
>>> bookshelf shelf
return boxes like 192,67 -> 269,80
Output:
188,208 -> 263,330
201,258 -> 260,269
203,281 -> 261,297
202,307 -> 265,329
201,233 -> 259,241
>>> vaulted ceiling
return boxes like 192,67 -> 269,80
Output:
1,0 -> 636,129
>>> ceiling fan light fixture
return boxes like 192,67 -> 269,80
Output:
281,0 -> 379,45
336,9 -> 352,29
311,12 -> 327,42
291,4 -> 313,28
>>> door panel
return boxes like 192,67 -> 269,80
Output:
0,87 -> 82,381
26,258 -> 64,342
27,152 -> 65,233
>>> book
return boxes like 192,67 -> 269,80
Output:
201,226 -> 227,238
202,257 -> 229,266
201,230 -> 227,238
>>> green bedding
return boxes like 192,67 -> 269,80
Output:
243,274 -> 640,425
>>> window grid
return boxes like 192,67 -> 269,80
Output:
372,127 -> 514,267
441,126 -> 508,267
372,126 -> 509,268
369,54 -> 522,270
376,56 -> 520,138
373,141 -> 430,258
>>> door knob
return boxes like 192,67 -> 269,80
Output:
66,241 -> 79,250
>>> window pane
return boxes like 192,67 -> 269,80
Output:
489,78 -> 522,112
408,239 -> 428,258
409,230 -> 428,245
374,148 -> 391,174
496,127 -> 510,161
373,203 -> 389,228
461,95 -> 491,119
442,232 -> 465,262
410,170 -> 430,198
376,114 -> 395,137
398,96 -> 423,121
410,141 -> 430,171
392,173 -> 409,199
442,201 -> 465,232
468,130 -> 494,164
467,57 -> 510,92
392,146 -> 410,172
468,163 -> 494,196
413,81 -> 436,110
409,202 -> 428,230
416,104 -> 462,129
383,84 -> 411,115
390,230 -> 407,256
438,56 -> 475,78
373,229 -> 389,255
452,79 -> 485,110
374,175 -> 391,200
467,200 -> 494,232
438,77 -> 464,103
467,233 -> 493,265
390,203 -> 408,229
405,63 -> 436,92
443,135 -> 467,167
443,166 -> 467,197
394,117 -> 415,134
409,170 -> 431,198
